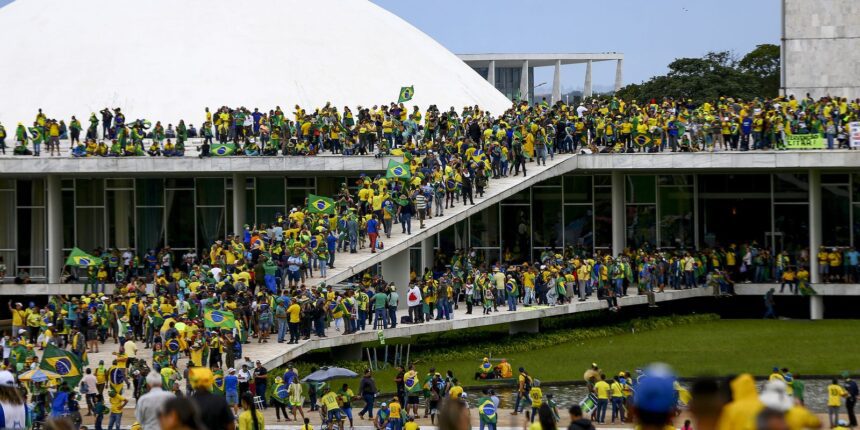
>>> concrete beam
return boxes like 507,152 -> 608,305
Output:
487,60 -> 496,87
519,60 -> 529,102
614,59 -> 624,92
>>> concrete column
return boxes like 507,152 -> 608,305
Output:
487,60 -> 496,88
519,60 -> 529,102
381,248 -> 411,311
614,59 -> 624,92
810,295 -> 824,320
552,59 -> 562,104
809,170 -> 821,284
611,171 -> 625,258
114,190 -> 131,249
584,60 -> 593,99
421,236 -> 435,273
509,319 -> 539,335
47,175 -> 63,284
232,173 -> 247,235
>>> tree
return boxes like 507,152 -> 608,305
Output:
738,44 -> 780,98
616,46 -> 781,104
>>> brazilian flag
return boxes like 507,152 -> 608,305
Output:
386,160 -> 411,180
398,85 -> 414,103
204,309 -> 237,329
166,338 -> 182,354
211,143 -> 237,156
308,194 -> 335,215
40,344 -> 83,386
65,247 -> 102,268
478,398 -> 498,424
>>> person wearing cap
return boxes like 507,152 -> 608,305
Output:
631,364 -> 678,430
7,301 -> 26,337
190,367 -> 235,430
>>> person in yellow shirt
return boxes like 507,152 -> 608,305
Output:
828,249 -> 842,282
320,387 -> 343,429
610,376 -> 626,423
593,374 -> 611,424
108,388 -> 128,429
287,301 -> 301,344
527,380 -> 543,423
388,396 -> 402,430
8,301 -> 27,337
828,378 -> 847,428
238,392 -> 265,430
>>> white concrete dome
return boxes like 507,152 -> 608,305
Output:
0,0 -> 511,125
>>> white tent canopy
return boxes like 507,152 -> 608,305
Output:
0,0 -> 511,126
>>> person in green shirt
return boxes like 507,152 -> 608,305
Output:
372,290 -> 389,329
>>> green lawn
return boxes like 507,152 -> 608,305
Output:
316,320 -> 860,393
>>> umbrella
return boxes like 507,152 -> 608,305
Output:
301,367 -> 358,382
18,369 -> 62,383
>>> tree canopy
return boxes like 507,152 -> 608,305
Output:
616,44 -> 780,104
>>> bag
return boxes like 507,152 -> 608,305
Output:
400,316 -> 412,324
740,263 -> 748,273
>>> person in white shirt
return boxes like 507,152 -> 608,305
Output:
80,368 -> 99,414
136,372 -> 175,430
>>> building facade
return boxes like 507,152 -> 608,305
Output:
782,0 -> 860,98
3,164 -> 858,283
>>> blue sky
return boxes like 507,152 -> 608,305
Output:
372,0 -> 780,92
1,0 -> 780,92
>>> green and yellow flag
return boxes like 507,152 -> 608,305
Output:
40,344 -> 83,386
65,247 -> 102,268
398,86 -> 414,103
211,143 -> 237,156
308,194 -> 335,215
386,160 -> 412,180
204,309 -> 236,330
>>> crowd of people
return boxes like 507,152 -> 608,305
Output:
2,94 -> 859,158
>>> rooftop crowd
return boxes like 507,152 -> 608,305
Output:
1,94 -> 859,157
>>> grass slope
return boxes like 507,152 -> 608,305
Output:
319,320 -> 860,393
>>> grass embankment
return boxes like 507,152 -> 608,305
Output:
292,317 -> 860,393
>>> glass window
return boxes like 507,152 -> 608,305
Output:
106,178 -> 134,189
197,207 -> 225,250
593,187 -> 612,249
165,178 -> 194,189
136,207 -> 164,254
0,191 -> 15,249
107,190 -> 135,249
822,173 -> 849,184
626,205 -> 657,248
853,173 -> 860,202
17,179 -> 44,206
196,178 -> 225,206
625,175 -> 656,204
287,177 -> 315,188
659,187 -> 694,248
469,204 -> 499,248
594,175 -> 612,187
504,188 -> 530,204
75,179 -> 104,206
658,175 -> 693,186
166,190 -> 195,248
286,189 -> 309,210
136,179 -> 164,206
533,187 -> 563,249
773,173 -> 808,202
854,204 -> 860,248
536,176 -> 561,186
822,184 -> 850,246
256,177 -> 285,206
699,174 -> 770,195
256,207 -> 281,227
773,204 -> 809,253
62,190 -> 75,249
563,205 -> 593,252
440,220 -> 469,254
474,248 -> 501,267
0,179 -> 14,190
16,207 -> 45,274
501,205 -> 531,262
563,175 -> 592,204
76,208 -> 105,251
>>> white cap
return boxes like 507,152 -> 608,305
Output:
17,329 -> 26,334
228,368 -> 236,373
0,371 -> 16,387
